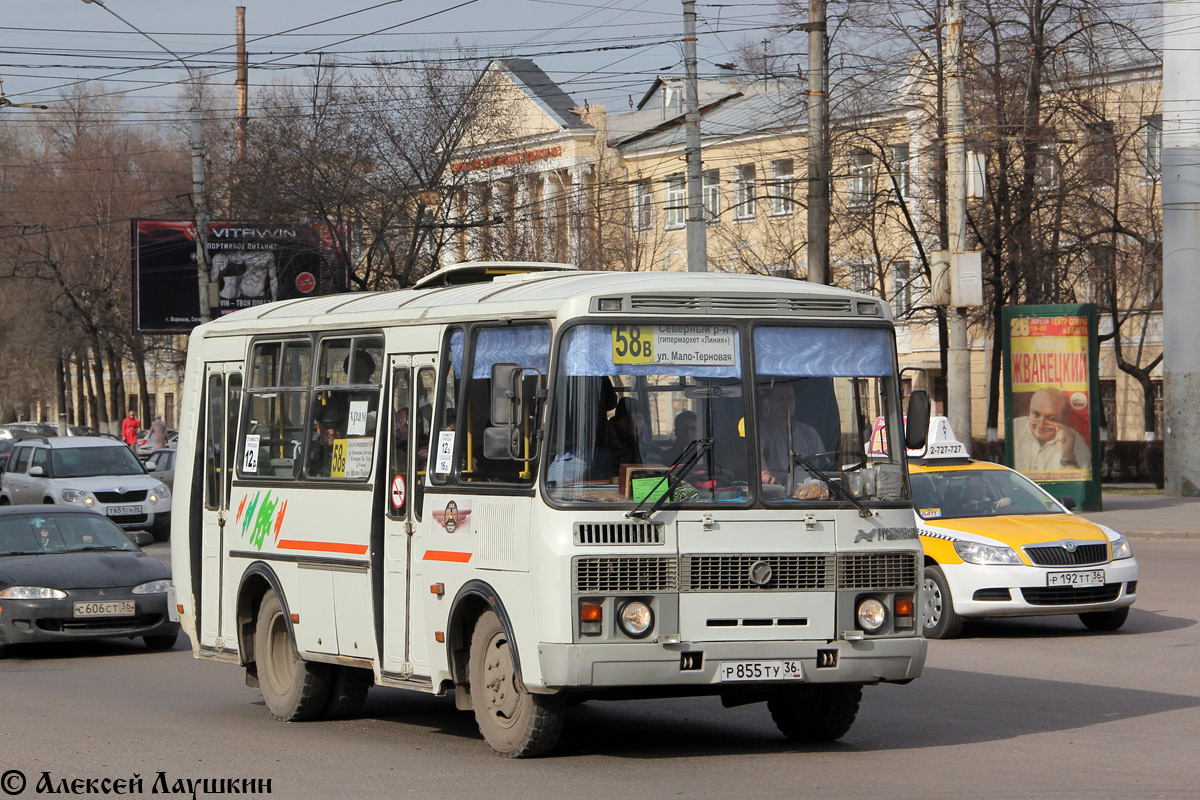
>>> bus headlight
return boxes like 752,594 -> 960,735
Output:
618,601 -> 654,638
857,597 -> 887,632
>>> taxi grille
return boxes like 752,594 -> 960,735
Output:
682,554 -> 834,591
1024,543 -> 1108,566
838,552 -> 919,590
94,490 -> 148,503
574,556 -> 678,593
1020,584 -> 1122,605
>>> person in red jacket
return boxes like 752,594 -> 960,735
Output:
121,411 -> 140,447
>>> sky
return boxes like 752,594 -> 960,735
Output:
0,0 -> 785,116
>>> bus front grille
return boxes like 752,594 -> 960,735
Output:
573,556 -> 678,593
574,522 -> 664,546
681,554 -> 835,591
837,552 -> 919,590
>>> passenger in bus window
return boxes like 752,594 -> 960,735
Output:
607,397 -> 662,467
661,410 -> 699,466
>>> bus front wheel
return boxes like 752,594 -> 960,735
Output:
255,591 -> 331,721
767,683 -> 863,742
468,610 -> 565,758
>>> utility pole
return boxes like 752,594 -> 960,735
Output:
236,6 -> 248,161
944,0 -> 972,450
806,0 -> 829,284
1162,0 -> 1200,495
682,0 -> 707,272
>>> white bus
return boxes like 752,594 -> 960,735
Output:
170,262 -> 931,757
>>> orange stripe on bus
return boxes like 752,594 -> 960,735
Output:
277,540 -> 369,555
423,550 -> 472,563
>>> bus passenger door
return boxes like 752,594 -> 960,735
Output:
200,363 -> 243,651
380,355 -> 435,677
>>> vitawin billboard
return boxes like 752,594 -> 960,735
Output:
131,219 -> 348,333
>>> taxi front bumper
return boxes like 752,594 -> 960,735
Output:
941,557 -> 1139,618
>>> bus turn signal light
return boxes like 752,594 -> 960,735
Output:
580,602 -> 602,635
894,595 -> 914,629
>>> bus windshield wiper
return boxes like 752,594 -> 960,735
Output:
626,438 -> 713,521
793,454 -> 874,518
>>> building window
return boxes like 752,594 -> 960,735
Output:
888,144 -> 910,199
735,164 -> 756,219
703,169 -> 720,222
665,175 -> 686,229
966,151 -> 987,199
1145,114 -> 1162,178
1099,379 -> 1117,440
849,261 -> 873,294
892,260 -> 912,315
632,180 -> 652,231
769,159 -> 794,215
165,393 -> 175,428
848,151 -> 873,205
1152,379 -> 1164,439
1084,120 -> 1116,185
1034,142 -> 1059,189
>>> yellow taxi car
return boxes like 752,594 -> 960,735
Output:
908,420 -> 1138,638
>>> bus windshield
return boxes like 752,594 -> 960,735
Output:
544,322 -> 909,506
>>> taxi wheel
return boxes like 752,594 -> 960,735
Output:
468,610 -> 565,758
255,590 -> 331,721
1079,606 -> 1129,632
922,565 -> 964,639
767,683 -> 863,742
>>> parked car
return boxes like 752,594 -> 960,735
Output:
136,429 -> 178,458
0,422 -> 59,440
0,436 -> 172,541
909,420 -> 1138,638
144,449 -> 176,492
0,440 -> 14,473
0,505 -> 178,654
67,425 -> 99,437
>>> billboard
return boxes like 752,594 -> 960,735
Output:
1002,305 -> 1102,511
131,219 -> 349,333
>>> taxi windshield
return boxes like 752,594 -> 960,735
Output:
910,467 -> 1065,520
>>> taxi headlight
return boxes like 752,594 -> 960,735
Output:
617,601 -> 654,638
954,540 -> 1022,565
0,586 -> 68,599
1111,532 -> 1133,560
61,488 -> 94,507
857,597 -> 887,631
132,580 -> 172,595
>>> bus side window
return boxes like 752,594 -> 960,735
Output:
429,351 -> 458,486
240,339 -> 311,479
307,335 -> 383,480
414,366 -> 436,518
388,366 -> 411,518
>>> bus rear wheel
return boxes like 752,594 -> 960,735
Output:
468,610 -> 564,758
767,683 -> 863,742
255,591 -> 331,721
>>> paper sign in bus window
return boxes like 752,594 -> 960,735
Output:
347,401 -> 369,436
242,434 -> 260,473
435,431 -> 456,474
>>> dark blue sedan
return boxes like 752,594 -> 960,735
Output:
0,506 -> 178,654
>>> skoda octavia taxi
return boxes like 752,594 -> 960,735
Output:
908,420 -> 1138,638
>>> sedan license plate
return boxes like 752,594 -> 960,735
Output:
718,660 -> 803,682
74,600 -> 136,618
1047,569 -> 1105,588
106,504 -> 143,516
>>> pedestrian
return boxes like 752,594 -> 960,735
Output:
149,413 -> 168,450
121,409 -> 140,448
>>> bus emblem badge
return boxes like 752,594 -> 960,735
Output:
443,500 -> 459,533
748,560 -> 773,587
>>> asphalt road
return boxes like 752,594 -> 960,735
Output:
1,540 -> 1197,800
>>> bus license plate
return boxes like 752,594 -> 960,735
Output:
1047,569 -> 1105,588
106,505 -> 143,516
74,601 -> 136,618
718,661 -> 803,682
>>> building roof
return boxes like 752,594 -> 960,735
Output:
500,59 -> 589,131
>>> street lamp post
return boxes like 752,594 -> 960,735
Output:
81,0 -> 213,325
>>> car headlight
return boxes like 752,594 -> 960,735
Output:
954,540 -> 1022,565
617,600 -> 654,638
132,580 -> 172,595
61,488 -> 94,507
148,484 -> 169,505
1111,532 -> 1133,560
857,597 -> 887,631
0,586 -> 68,599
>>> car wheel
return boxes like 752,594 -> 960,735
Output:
143,631 -> 179,650
0,497 -> 9,506
767,683 -> 863,742
255,590 -> 331,721
922,565 -> 965,639
42,497 -> 54,504
1079,606 -> 1130,632
468,609 -> 565,758
322,666 -> 372,719
149,520 -> 171,543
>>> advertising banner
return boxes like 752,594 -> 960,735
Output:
1002,305 -> 1101,511
131,219 -> 349,333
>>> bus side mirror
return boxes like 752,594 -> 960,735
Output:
487,362 -> 543,461
483,427 -> 521,460
490,363 -> 523,426
904,390 -> 931,452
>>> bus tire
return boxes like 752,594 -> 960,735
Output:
322,666 -> 372,719
922,565 -> 965,639
767,683 -> 862,742
468,610 -> 564,758
1079,606 -> 1129,632
255,591 -> 331,721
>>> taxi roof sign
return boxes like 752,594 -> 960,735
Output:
867,415 -> 968,460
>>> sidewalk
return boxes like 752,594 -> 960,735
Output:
1078,492 -> 1200,539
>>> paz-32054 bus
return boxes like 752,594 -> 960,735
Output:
170,262 -> 931,757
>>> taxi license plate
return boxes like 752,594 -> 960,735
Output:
1047,569 -> 1105,588
718,660 -> 803,682
74,601 -> 136,618
106,504 -> 143,516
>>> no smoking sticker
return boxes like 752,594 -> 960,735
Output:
391,475 -> 406,510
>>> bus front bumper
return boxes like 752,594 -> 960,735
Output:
537,636 -> 926,690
